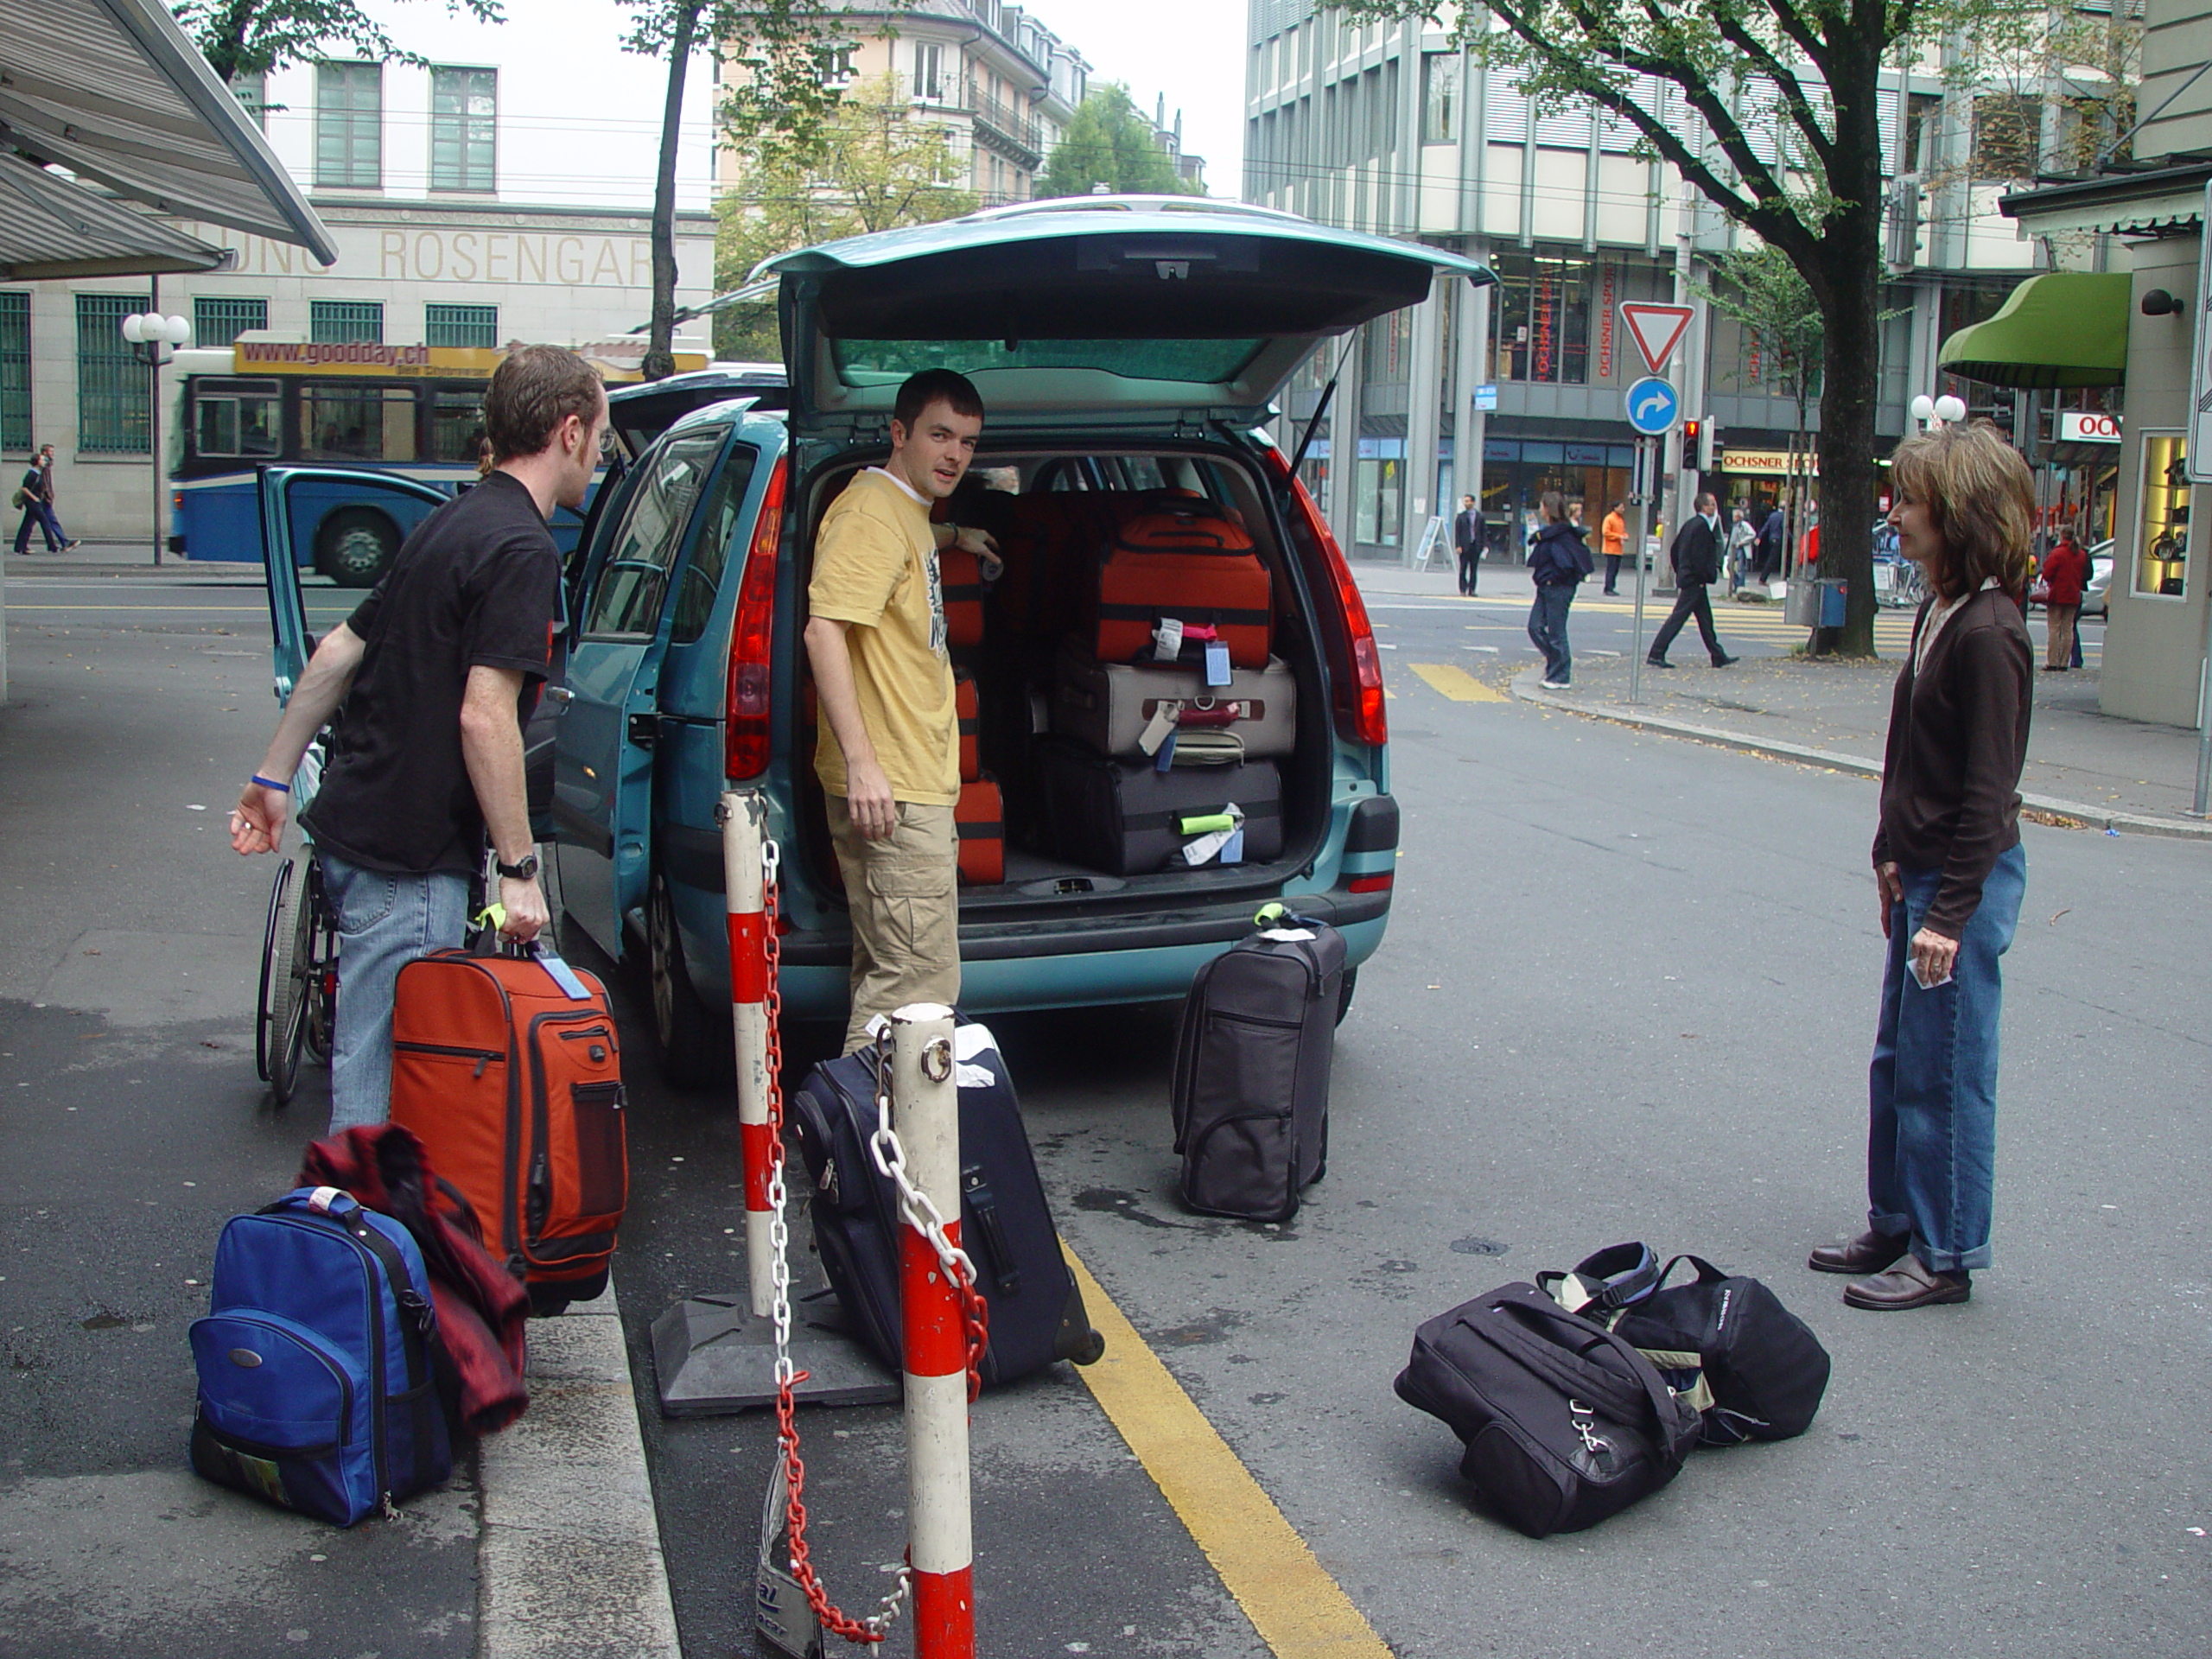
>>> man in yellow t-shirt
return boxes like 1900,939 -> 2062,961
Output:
803,369 -> 998,1052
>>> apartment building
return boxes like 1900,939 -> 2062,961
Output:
3,0 -> 715,543
1243,0 -> 2103,561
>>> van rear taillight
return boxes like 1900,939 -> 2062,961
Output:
724,459 -> 787,780
1269,451 -> 1386,749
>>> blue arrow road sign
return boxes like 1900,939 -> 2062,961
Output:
1626,377 -> 1681,435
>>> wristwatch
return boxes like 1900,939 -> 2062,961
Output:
496,853 -> 542,880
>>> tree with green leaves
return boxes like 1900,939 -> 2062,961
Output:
712,71 -> 978,360
1700,245 -> 1822,563
1038,84 -> 1197,200
620,1 -> 918,379
175,0 -> 503,82
1347,0 -> 2067,656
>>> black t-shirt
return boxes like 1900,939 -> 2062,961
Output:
303,471 -> 558,874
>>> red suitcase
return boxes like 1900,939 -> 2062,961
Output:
956,671 -> 981,783
957,775 -> 1005,885
940,547 -> 986,650
390,946 -> 627,1314
1092,500 -> 1272,669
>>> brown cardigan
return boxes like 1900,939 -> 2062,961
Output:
1872,587 -> 2032,938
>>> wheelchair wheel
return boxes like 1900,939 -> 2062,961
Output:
257,858 -> 301,1086
270,865 -> 318,1106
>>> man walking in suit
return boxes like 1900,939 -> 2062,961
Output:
1647,491 -> 1739,669
1452,494 -> 1482,595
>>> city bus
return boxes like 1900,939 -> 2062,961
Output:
168,337 -> 761,585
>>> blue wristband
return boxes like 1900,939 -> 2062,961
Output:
251,773 -> 291,793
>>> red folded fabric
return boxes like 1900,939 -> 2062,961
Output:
299,1124 -> 531,1436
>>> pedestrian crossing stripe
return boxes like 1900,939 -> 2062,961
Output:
1407,663 -> 1508,702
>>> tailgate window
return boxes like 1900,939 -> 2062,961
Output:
832,339 -> 1264,386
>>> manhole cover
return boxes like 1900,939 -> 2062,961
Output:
1449,1236 -> 1509,1256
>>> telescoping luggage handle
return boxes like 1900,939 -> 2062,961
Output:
471,905 -> 594,1001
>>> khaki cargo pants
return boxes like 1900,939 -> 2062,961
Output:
825,795 -> 962,1054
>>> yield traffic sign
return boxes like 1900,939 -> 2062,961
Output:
1619,302 -> 1694,374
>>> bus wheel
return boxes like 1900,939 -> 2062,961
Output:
316,508 -> 397,587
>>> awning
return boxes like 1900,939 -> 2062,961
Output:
0,0 -> 336,268
0,149 -> 233,279
1936,271 -> 2131,390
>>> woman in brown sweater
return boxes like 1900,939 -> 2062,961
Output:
1808,422 -> 2034,1311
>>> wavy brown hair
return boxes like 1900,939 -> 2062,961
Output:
1890,421 -> 2036,602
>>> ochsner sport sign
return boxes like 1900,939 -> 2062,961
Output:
2058,410 -> 2121,443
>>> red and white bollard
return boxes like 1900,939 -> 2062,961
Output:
721,788 -> 774,1318
890,1002 -> 975,1658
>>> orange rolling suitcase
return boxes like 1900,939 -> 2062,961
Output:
1092,499 -> 1272,669
957,775 -> 1005,885
390,945 -> 627,1315
956,671 -> 981,782
940,547 -> 986,650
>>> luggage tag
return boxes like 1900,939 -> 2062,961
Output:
1177,803 -> 1244,866
529,943 -> 595,1001
1154,729 -> 1177,771
1204,640 -> 1231,687
1137,700 -> 1182,756
1153,617 -> 1185,663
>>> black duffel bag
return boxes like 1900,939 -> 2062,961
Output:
1543,1245 -> 1831,1446
1395,1282 -> 1702,1537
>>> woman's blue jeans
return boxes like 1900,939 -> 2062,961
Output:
321,850 -> 472,1135
1865,842 -> 2026,1273
1527,584 -> 1574,683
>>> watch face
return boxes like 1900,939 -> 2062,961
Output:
503,855 -> 541,880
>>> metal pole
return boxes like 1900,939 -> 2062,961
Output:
1629,437 -> 1653,702
2194,590 -> 2212,817
149,273 -> 162,567
892,1001 -> 973,1659
721,789 -> 775,1317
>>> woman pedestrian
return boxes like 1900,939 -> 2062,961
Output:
1726,504 -> 1757,591
2036,524 -> 2089,672
1809,422 -> 2034,1311
1525,490 -> 1592,690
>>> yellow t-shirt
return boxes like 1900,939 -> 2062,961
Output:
807,467 -> 958,805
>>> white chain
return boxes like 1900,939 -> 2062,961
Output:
868,1027 -> 982,1306
760,837 -> 911,1642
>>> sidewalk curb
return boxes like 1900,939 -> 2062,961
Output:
479,1274 -> 682,1659
1510,669 -> 2212,842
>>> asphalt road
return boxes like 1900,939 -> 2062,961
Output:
3,571 -> 2202,1658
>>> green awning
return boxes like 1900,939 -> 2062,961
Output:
1936,271 -> 2131,390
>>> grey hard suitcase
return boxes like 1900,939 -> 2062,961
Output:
1051,640 -> 1297,760
1033,737 -> 1283,874
1171,918 -> 1345,1221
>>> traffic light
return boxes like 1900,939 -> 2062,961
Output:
1681,418 -> 1702,472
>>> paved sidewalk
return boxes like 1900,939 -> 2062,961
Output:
7,538 -> 240,581
1350,554 -> 2212,839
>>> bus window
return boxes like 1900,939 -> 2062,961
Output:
430,390 -> 486,464
190,378 -> 281,459
301,385 -> 419,462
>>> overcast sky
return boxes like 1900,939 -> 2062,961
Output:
1032,0 -> 1249,197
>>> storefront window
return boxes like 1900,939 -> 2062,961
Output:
1487,252 -> 1594,385
2135,432 -> 2190,600
1357,445 -> 1403,547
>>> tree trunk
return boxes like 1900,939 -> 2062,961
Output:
645,3 -> 702,384
1804,61 -> 1887,659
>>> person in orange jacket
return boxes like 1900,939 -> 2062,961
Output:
1599,500 -> 1628,595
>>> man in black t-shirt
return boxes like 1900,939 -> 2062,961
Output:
231,346 -> 609,1131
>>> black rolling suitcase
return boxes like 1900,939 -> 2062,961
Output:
1172,916 -> 1345,1221
787,1027 -> 1104,1387
1033,735 -> 1283,874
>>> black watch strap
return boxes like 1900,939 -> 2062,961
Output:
496,853 -> 541,880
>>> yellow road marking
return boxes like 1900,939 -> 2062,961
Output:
1407,662 -> 1507,702
1063,1246 -> 1392,1659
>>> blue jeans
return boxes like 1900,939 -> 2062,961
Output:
1528,583 -> 1574,683
1865,842 -> 2026,1273
320,851 -> 472,1135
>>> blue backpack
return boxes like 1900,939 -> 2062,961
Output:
189,1185 -> 451,1526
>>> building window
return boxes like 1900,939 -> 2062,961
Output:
1421,52 -> 1460,144
1489,252 -> 1597,385
913,41 -> 944,100
823,45 -> 857,86
229,73 -> 269,128
315,61 -> 383,188
1972,92 -> 2040,180
311,301 -> 385,344
76,292 -> 151,454
0,292 -> 29,454
2135,432 -> 2190,600
194,296 -> 269,349
430,66 -> 497,192
426,302 -> 498,349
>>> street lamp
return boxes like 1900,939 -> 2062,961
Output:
1910,392 -> 1967,430
120,311 -> 192,565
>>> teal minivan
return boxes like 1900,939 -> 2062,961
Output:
267,199 -> 1491,1084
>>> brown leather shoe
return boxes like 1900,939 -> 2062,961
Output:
1842,1255 -> 1971,1310
1808,1230 -> 1910,1274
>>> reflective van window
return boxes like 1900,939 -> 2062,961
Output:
584,429 -> 725,638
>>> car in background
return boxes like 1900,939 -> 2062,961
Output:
2081,539 -> 2113,620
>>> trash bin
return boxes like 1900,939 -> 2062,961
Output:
1818,577 -> 1847,628
1786,576 -> 1848,627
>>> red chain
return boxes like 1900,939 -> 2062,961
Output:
761,873 -> 887,1647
